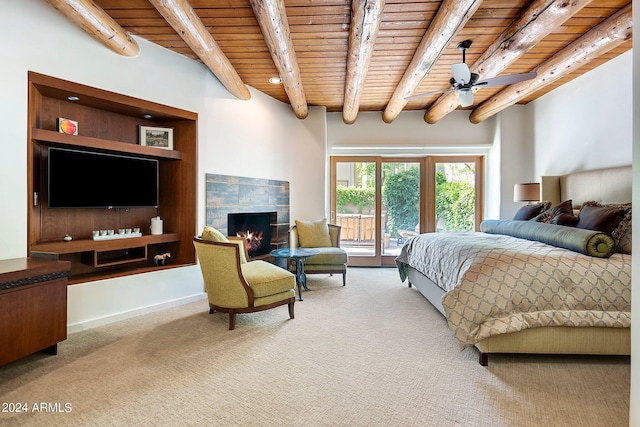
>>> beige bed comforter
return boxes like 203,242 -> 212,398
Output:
396,232 -> 631,348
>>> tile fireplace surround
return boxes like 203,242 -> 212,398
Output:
205,174 -> 290,252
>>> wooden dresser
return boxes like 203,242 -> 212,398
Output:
0,258 -> 71,366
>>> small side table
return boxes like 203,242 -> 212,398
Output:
270,248 -> 319,301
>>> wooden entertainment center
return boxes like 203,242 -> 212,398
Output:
27,72 -> 197,284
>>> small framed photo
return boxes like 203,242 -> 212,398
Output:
57,117 -> 78,135
139,126 -> 174,150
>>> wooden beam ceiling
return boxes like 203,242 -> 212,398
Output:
44,0 -> 139,56
469,4 -> 632,124
382,0 -> 482,124
148,0 -> 250,101
250,0 -> 308,119
342,0 -> 385,124
424,0 -> 594,124
67,1 -> 633,124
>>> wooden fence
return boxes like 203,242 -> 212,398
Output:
335,214 -> 377,244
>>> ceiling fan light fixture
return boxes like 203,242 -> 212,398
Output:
458,90 -> 474,107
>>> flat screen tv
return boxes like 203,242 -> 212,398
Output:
48,147 -> 159,209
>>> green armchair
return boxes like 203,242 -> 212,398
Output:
193,227 -> 296,330
289,220 -> 348,286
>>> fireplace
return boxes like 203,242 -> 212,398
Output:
228,212 -> 275,258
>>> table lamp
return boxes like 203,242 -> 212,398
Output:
514,182 -> 540,204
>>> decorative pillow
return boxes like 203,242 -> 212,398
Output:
576,201 -> 631,252
295,219 -> 332,248
617,221 -> 632,254
201,226 -> 229,242
531,200 -> 574,224
553,213 -> 579,226
513,201 -> 551,221
201,226 -> 248,263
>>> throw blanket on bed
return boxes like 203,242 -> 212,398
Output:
395,232 -> 631,348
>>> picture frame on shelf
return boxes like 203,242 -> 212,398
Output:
139,126 -> 174,150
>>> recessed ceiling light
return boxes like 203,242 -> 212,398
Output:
269,77 -> 282,85
67,96 -> 80,101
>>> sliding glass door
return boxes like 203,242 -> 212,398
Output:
426,156 -> 484,232
331,156 -> 483,266
331,158 -> 378,265
330,157 -> 425,266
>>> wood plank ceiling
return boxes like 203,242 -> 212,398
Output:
49,0 -> 632,124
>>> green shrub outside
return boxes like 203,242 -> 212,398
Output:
336,164 -> 474,236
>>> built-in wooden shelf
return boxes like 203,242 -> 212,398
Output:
31,128 -> 182,160
31,233 -> 180,254
27,72 -> 197,284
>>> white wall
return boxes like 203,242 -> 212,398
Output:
327,110 -> 495,153
532,51 -> 632,177
495,106 -> 536,219
2,0 -> 326,331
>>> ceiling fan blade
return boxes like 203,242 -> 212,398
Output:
451,62 -> 471,84
404,88 -> 455,101
458,90 -> 474,107
451,63 -> 471,84
475,72 -> 537,88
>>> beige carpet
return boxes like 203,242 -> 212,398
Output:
0,267 -> 630,426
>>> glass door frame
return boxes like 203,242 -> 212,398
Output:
426,155 -> 485,232
330,156 -> 426,267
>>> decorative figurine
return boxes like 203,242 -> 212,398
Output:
63,234 -> 73,242
154,253 -> 171,266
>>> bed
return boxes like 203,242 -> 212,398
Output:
396,166 -> 632,366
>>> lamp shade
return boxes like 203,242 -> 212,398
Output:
514,182 -> 540,202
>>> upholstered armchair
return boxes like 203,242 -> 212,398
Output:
289,219 -> 348,286
193,227 -> 296,330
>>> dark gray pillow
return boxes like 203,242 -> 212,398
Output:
576,201 -> 631,249
513,201 -> 551,221
532,200 -> 574,224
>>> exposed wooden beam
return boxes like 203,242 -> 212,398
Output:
469,5 -> 632,124
382,0 -> 482,124
44,0 -> 139,56
148,0 -> 250,101
343,0 -> 385,124
250,0 -> 308,119
424,0 -> 593,124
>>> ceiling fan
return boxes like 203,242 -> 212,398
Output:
406,40 -> 537,107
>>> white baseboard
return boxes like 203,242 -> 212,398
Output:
67,293 -> 207,334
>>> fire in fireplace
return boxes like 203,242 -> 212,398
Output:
227,212 -> 275,257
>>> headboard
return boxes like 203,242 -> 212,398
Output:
541,165 -> 632,206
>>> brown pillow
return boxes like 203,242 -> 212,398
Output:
553,213 -> 579,226
532,200 -> 574,224
513,201 -> 551,221
576,201 -> 631,251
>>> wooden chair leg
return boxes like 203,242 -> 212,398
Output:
288,299 -> 295,319
209,307 -> 215,314
228,311 -> 236,330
